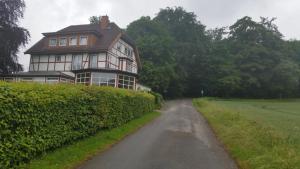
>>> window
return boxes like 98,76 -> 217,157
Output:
46,77 -> 59,84
117,43 -> 121,51
126,61 -> 133,72
49,38 -> 57,46
129,49 -> 133,58
4,77 -> 14,82
91,73 -> 116,87
89,54 -> 98,68
59,37 -> 67,46
60,78 -> 74,83
79,36 -> 88,45
72,55 -> 82,70
118,75 -> 134,89
124,47 -> 128,55
69,36 -> 77,46
76,72 -> 90,85
20,78 -> 33,82
55,55 -> 61,62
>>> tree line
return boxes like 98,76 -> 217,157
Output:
126,7 -> 300,98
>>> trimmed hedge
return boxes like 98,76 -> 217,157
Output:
150,91 -> 164,109
0,82 -> 155,168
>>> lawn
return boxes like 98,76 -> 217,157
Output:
193,98 -> 300,169
22,111 -> 160,169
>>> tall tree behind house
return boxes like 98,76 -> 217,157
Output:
0,0 -> 30,73
127,7 -> 300,98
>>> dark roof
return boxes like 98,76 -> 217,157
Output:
24,22 -> 141,68
43,24 -> 103,37
25,23 -> 120,54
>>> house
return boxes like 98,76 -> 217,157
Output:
1,16 -> 141,90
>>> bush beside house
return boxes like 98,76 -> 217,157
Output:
0,82 -> 156,168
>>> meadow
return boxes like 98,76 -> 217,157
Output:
193,98 -> 300,169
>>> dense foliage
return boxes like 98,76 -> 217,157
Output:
0,0 -> 29,73
126,7 -> 300,98
0,82 -> 155,168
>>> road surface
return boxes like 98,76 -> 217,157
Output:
78,99 -> 238,169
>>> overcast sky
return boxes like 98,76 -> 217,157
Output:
19,0 -> 300,70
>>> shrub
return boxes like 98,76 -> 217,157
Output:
0,82 -> 155,168
150,91 -> 164,109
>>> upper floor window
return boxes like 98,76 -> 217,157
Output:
126,61 -> 133,72
89,54 -> 98,68
72,55 -> 82,70
79,36 -> 88,45
124,47 -> 133,58
117,43 -> 121,51
69,36 -> 77,46
59,37 -> 67,46
128,49 -> 133,58
55,55 -> 61,62
49,38 -> 57,46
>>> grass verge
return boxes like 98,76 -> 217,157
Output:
23,111 -> 160,169
193,98 -> 300,169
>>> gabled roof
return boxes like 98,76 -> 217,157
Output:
42,24 -> 103,37
25,22 -> 141,68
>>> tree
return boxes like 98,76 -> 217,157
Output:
126,7 -> 300,98
126,16 -> 178,97
0,0 -> 29,73
154,7 -> 211,97
89,16 -> 101,24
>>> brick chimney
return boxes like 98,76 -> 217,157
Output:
100,15 -> 110,29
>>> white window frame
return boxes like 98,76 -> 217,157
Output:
49,38 -> 57,46
20,77 -> 33,82
79,36 -> 88,45
89,54 -> 98,68
69,36 -> 77,46
59,37 -> 67,46
72,55 -> 83,70
46,77 -> 59,84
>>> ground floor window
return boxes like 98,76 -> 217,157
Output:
76,72 -> 90,85
3,77 -> 14,82
118,75 -> 135,89
91,72 -> 116,87
60,77 -> 74,83
46,77 -> 59,84
20,77 -> 33,82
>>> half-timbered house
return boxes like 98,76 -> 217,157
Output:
1,16 -> 141,90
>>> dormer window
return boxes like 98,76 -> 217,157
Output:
59,37 -> 67,46
49,38 -> 57,46
79,36 -> 88,45
69,36 -> 77,46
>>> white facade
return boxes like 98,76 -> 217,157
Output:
28,39 -> 138,75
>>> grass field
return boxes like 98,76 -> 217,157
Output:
22,111 -> 160,169
193,98 -> 300,169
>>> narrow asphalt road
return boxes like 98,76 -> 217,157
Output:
78,99 -> 238,169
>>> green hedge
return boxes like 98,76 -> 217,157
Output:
0,82 -> 155,168
150,91 -> 164,109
